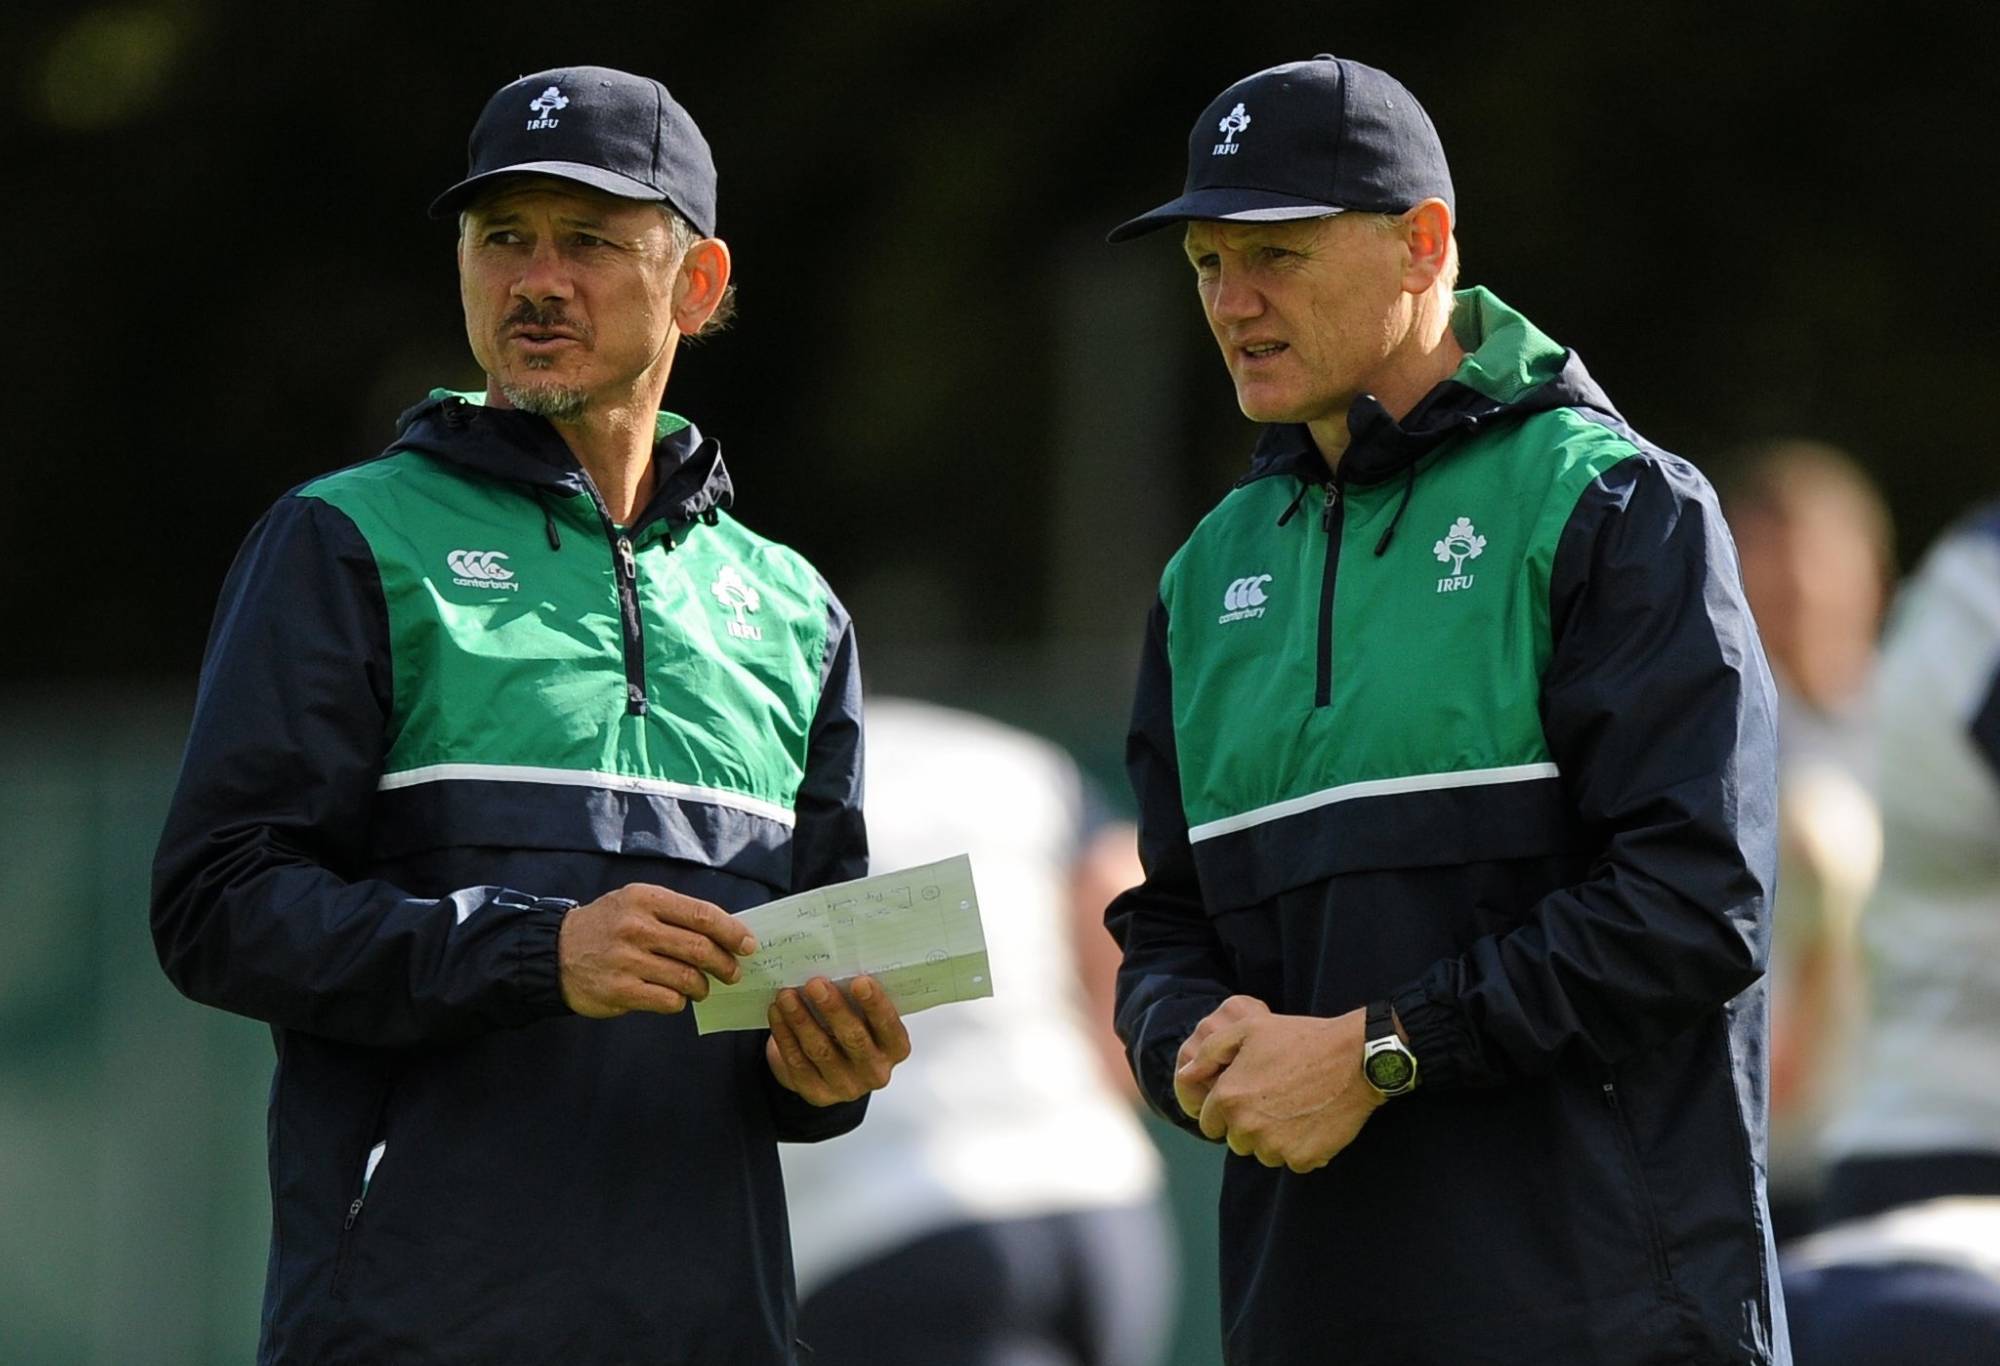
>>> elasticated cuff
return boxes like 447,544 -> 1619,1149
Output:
503,893 -> 577,1018
769,1079 -> 869,1143
1392,981 -> 1471,1092
1134,996 -> 1227,1137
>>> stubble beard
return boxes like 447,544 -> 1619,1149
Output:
493,301 -> 591,422
499,361 -> 588,423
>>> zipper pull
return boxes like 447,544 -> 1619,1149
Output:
616,535 -> 637,582
343,1196 -> 365,1231
1321,483 -> 1341,532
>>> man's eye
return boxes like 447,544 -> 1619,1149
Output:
574,234 -> 611,248
483,230 -> 523,246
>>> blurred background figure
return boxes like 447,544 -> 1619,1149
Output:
1720,440 -> 1894,1240
1782,1198 -> 2000,1366
1817,504 -> 2000,1218
781,698 -> 1175,1366
1779,505 -> 2000,1360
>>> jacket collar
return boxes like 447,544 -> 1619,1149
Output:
1241,287 -> 1619,489
386,389 -> 736,528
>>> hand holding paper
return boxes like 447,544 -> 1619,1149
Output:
693,855 -> 992,1035
765,974 -> 911,1106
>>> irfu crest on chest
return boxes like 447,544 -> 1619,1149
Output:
1436,574 -> 1475,593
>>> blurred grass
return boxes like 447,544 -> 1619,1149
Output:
0,690 -> 1227,1364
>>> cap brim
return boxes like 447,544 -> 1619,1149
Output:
1106,188 -> 1348,243
428,161 -> 666,218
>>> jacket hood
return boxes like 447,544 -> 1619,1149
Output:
388,389 -> 735,527
1244,287 -> 1621,489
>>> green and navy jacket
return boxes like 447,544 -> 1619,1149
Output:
1109,291 -> 1788,1365
152,392 -> 865,1365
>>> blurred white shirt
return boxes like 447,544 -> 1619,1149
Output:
780,699 -> 1163,1296
1823,523 -> 2000,1161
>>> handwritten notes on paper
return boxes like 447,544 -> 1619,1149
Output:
692,855 -> 991,1035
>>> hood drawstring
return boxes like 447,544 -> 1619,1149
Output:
1374,462 -> 1417,556
534,491 -> 562,551
1276,478 -> 1314,527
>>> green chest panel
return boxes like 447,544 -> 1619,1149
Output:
302,452 -> 829,815
1162,411 -> 1635,838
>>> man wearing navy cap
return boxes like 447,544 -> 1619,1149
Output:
1105,56 -> 1790,1363
152,66 -> 908,1363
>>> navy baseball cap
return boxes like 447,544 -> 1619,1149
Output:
429,65 -> 718,235
1108,55 -> 1453,243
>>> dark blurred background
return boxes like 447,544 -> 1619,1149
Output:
6,2 -> 1998,1362
14,1 -> 2000,701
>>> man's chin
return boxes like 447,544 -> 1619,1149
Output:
1235,393 -> 1304,425
498,379 -> 589,422
1233,383 -> 1336,429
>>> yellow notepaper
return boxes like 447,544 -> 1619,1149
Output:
693,854 -> 991,1035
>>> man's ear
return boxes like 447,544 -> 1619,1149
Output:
673,238 -> 733,334
1398,199 -> 1453,295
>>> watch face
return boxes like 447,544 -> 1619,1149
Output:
1365,1049 -> 1414,1092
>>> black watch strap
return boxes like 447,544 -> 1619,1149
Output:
1366,999 -> 1394,1040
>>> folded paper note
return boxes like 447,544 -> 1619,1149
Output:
693,854 -> 991,1035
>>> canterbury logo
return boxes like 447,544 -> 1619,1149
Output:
1219,573 -> 1271,624
447,549 -> 520,592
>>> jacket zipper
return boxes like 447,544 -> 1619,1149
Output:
609,529 -> 650,716
1600,1080 -> 1674,1285
574,475 -> 681,717
330,1195 -> 366,1300
596,514 -> 679,717
331,1120 -> 389,1301
1315,481 -> 1344,708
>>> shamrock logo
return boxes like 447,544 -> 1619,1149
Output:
1432,517 -> 1487,576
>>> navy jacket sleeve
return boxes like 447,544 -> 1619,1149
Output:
1106,597 -> 1241,1135
1392,452 -> 1779,1089
151,495 -> 574,1048
763,592 -> 871,1141
788,596 -> 869,896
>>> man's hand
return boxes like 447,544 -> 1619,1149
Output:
558,884 -> 759,1017
1178,997 -> 1384,1173
766,975 -> 912,1107
1174,994 -> 1271,1117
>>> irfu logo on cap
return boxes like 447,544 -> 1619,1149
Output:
1213,103 -> 1251,156
526,85 -> 569,131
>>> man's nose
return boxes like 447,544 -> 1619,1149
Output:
512,238 -> 574,303
1207,266 -> 1262,325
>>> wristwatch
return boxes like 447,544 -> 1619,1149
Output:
1362,1001 -> 1419,1097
